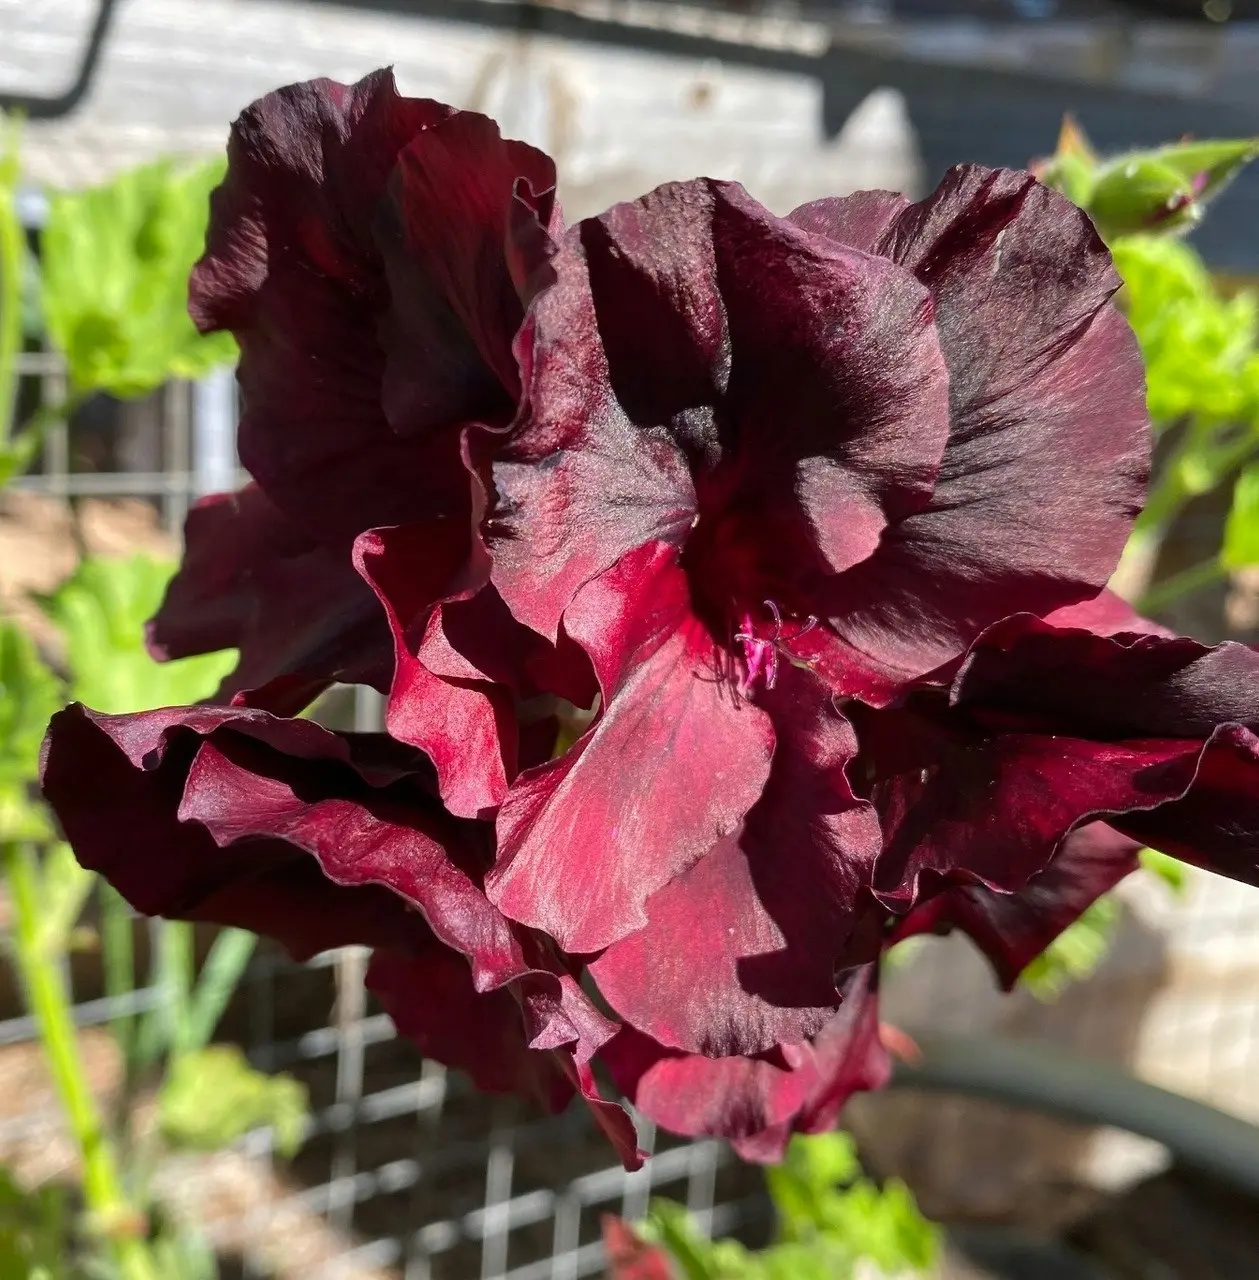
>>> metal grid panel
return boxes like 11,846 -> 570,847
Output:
0,329 -> 768,1278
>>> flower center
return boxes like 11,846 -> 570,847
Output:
679,474 -> 822,695
734,600 -> 817,695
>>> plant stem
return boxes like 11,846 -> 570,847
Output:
185,926 -> 256,1053
0,127 -> 23,447
2,843 -> 156,1280
100,884 -> 137,1078
1138,556 -> 1229,614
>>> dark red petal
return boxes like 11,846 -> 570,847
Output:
356,519 -> 596,818
490,259 -> 698,641
492,178 -> 950,641
377,115 -> 556,432
355,519 -> 509,817
589,674 -> 880,1057
602,1217 -> 675,1280
952,617 -> 1259,737
366,946 -> 574,1111
370,950 -> 644,1170
787,189 -> 911,252
861,619 -> 1259,907
1042,589 -> 1173,638
892,821 -> 1142,989
820,165 -> 1149,681
603,965 -> 888,1160
40,705 -> 424,959
708,182 -> 949,575
192,70 -> 475,545
488,543 -> 774,954
149,485 -> 391,712
176,736 -> 539,997
1112,725 -> 1259,887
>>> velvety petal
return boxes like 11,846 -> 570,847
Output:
788,189 -> 910,253
603,965 -> 888,1161
377,114 -> 557,432
953,616 -> 1259,736
1042,589 -> 1172,638
488,542 -> 775,954
589,671 -> 879,1057
149,485 -> 391,713
192,70 -> 467,544
40,704 -> 426,959
176,734 -> 538,996
366,945 -> 574,1111
356,518 -> 597,818
892,821 -> 1142,989
489,247 -> 698,643
369,949 -> 644,1170
858,618 -> 1259,907
491,178 -> 951,641
1106,725 -> 1259,887
356,519 -> 509,817
811,166 -> 1149,682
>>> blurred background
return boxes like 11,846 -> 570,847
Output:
2,2 -> 1259,1279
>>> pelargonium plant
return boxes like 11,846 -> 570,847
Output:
40,69 -> 1259,1169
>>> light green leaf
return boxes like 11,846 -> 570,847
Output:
1019,894 -> 1122,1001
1111,236 -> 1259,431
158,1045 -> 308,1159
1139,847 -> 1190,896
1223,463 -> 1259,569
39,555 -> 236,713
0,620 -> 64,842
40,158 -> 236,399
0,1164 -> 71,1279
38,842 -> 94,950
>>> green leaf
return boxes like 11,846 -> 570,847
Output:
1139,847 -> 1190,896
0,1165 -> 71,1279
39,555 -> 236,713
1111,235 -> 1259,431
1223,463 -> 1259,569
157,1045 -> 308,1159
38,842 -> 94,951
40,158 -> 236,400
0,619 -> 64,842
638,1131 -> 939,1280
1019,893 -> 1122,1001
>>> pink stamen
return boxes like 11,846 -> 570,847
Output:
734,599 -> 818,695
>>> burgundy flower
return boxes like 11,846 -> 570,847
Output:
853,613 -> 1259,942
149,69 -> 560,714
40,701 -> 641,1167
475,167 -> 1148,1091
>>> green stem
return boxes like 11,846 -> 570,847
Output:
2,844 -> 156,1280
1137,425 -> 1259,541
100,885 -> 137,1076
136,919 -> 193,1069
1138,556 -> 1230,614
185,926 -> 256,1053
0,134 -> 23,447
